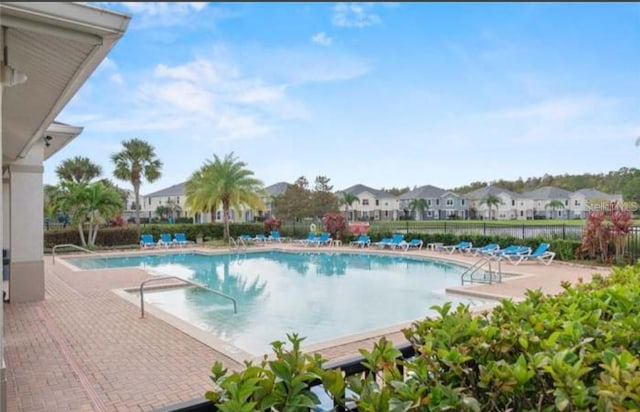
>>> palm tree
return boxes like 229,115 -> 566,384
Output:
185,152 -> 265,241
408,198 -> 429,220
480,194 -> 502,220
54,181 -> 123,247
55,156 -> 102,183
545,200 -> 565,220
111,138 -> 162,228
339,192 -> 360,221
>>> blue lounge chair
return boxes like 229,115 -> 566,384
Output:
505,243 -> 555,266
158,233 -> 175,248
494,245 -> 531,257
174,233 -> 194,247
441,241 -> 473,254
372,237 -> 393,248
469,243 -> 499,256
309,232 -> 331,247
387,234 -> 406,250
253,234 -> 268,243
296,232 -> 318,245
140,234 -> 156,248
269,230 -> 283,243
402,239 -> 423,251
350,235 -> 371,248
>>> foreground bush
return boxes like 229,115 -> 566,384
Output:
206,265 -> 640,410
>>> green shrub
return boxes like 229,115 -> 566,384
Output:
206,265 -> 640,411
44,227 -> 139,248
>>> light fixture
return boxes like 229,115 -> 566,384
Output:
1,26 -> 27,87
44,135 -> 52,147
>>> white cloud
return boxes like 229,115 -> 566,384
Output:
93,2 -> 208,28
332,3 -> 381,28
311,32 -> 333,46
109,73 -> 124,85
486,96 -> 616,122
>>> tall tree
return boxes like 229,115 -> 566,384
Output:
111,138 -> 162,228
480,194 -> 503,220
185,152 -> 265,241
310,175 -> 338,218
55,156 -> 102,184
273,183 -> 312,221
339,192 -> 360,222
545,200 -> 565,219
408,198 -> 429,220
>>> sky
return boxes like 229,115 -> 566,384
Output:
46,2 -> 640,195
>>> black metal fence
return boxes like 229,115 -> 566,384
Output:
279,220 -> 640,262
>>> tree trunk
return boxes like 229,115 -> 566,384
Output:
78,223 -> 87,247
134,181 -> 141,229
222,202 -> 230,241
90,224 -> 99,246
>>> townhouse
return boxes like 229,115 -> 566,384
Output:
398,185 -> 468,220
335,184 -> 400,221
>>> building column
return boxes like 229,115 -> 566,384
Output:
8,163 -> 44,302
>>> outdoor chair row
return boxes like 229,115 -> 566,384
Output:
140,233 -> 193,248
435,240 -> 555,265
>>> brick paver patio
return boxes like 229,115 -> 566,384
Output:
4,246 -> 611,411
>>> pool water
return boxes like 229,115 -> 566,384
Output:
68,251 -> 486,356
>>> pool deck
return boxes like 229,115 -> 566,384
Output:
4,244 -> 611,411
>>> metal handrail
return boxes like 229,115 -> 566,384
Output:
139,276 -> 237,318
52,243 -> 102,265
461,256 -> 501,285
229,236 -> 247,251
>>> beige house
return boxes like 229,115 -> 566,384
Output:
336,184 -> 399,221
466,186 -> 532,220
141,181 -> 263,223
0,2 -> 130,407
569,188 -> 623,219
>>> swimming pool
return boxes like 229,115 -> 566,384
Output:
68,251 -> 487,356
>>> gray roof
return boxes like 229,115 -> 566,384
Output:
466,185 -> 522,200
337,184 -> 394,199
145,182 -> 186,198
399,185 -> 446,200
573,188 -> 620,199
265,182 -> 289,197
523,186 -> 571,200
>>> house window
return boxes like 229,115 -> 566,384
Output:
558,210 -> 562,217
461,199 -> 465,206
375,199 -> 379,206
362,199 -> 369,206
216,211 -> 221,220
148,197 -> 151,205
520,202 -> 523,206
511,200 -> 515,206
427,199 -> 432,206
446,199 -> 453,206
520,211 -> 523,217
436,199 -> 440,206
575,200 -> 580,206
565,200 -> 568,206
177,196 -> 180,204
384,210 -> 388,217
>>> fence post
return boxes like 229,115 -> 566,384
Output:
483,222 -> 486,236
444,221 -> 447,233
522,224 -> 525,239
406,220 -> 409,233
562,224 -> 566,240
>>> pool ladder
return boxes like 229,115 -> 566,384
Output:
139,276 -> 237,318
52,243 -> 107,266
461,256 -> 502,285
229,236 -> 247,251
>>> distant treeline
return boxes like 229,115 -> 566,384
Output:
451,167 -> 640,202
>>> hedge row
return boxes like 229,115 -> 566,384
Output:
44,223 -> 266,248
206,265 -> 640,410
